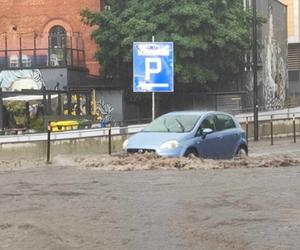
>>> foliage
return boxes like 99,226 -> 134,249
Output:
5,102 -> 27,128
82,0 -> 255,89
30,117 -> 44,132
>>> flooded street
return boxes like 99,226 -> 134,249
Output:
0,166 -> 300,249
0,139 -> 300,249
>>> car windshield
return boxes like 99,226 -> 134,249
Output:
144,114 -> 201,133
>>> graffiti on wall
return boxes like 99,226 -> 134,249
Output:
0,69 -> 45,91
96,100 -> 114,124
244,2 -> 288,111
264,4 -> 287,110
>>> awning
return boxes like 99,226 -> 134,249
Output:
3,95 -> 58,102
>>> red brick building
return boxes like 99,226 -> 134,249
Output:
0,0 -> 127,126
0,0 -> 102,76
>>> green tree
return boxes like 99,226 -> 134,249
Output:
82,0 -> 253,90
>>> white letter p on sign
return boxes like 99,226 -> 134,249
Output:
145,58 -> 162,81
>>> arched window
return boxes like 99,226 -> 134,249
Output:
48,26 -> 66,66
49,26 -> 66,48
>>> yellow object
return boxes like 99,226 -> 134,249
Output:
50,120 -> 79,132
92,89 -> 97,116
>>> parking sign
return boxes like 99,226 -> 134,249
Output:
133,42 -> 174,92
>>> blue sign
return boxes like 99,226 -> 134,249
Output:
133,42 -> 174,92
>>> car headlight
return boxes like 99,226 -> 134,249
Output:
123,139 -> 129,149
160,140 -> 180,150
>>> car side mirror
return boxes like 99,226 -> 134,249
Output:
202,128 -> 213,139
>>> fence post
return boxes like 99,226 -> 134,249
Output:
293,114 -> 296,143
42,87 -> 47,131
108,126 -> 112,155
46,122 -> 51,164
67,90 -> 72,115
0,88 -> 3,131
57,93 -> 62,115
246,117 -> 248,143
270,115 -> 273,145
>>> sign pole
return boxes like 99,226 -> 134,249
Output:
152,92 -> 155,121
152,36 -> 155,121
133,41 -> 173,117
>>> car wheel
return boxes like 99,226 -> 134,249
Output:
184,148 -> 198,158
235,146 -> 248,158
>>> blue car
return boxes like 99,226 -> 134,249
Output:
123,111 -> 248,159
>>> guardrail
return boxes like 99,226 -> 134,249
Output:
242,114 -> 299,144
1,110 -> 300,144
235,107 -> 300,122
0,113 -> 299,163
44,122 -> 147,163
0,124 -> 146,144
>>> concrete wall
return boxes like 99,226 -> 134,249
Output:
0,135 -> 127,161
67,69 -> 89,87
40,68 -> 68,90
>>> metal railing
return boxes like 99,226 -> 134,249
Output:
240,112 -> 300,145
0,34 -> 85,70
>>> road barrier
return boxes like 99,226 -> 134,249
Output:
0,111 -> 299,162
241,112 -> 300,145
46,121 -> 115,163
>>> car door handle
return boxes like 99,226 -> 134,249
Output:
217,136 -> 223,139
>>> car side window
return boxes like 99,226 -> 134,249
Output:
196,115 -> 216,136
215,114 -> 236,131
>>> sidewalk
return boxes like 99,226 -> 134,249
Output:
249,137 -> 300,157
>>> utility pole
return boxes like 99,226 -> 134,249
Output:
252,0 -> 259,141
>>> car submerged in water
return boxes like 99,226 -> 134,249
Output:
123,111 -> 248,159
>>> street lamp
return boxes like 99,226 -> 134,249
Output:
252,0 -> 259,141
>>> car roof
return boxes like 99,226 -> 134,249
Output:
164,110 -> 234,117
165,111 -> 212,116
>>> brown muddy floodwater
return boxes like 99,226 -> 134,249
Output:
0,139 -> 300,249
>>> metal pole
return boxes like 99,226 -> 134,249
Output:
19,36 -> 22,68
67,90 -> 72,115
57,93 -> 62,115
47,93 -> 52,115
42,87 -> 47,131
246,117 -> 249,143
293,114 -> 296,143
252,0 -> 259,141
152,92 -> 155,121
76,94 -> 81,116
25,102 -> 30,128
108,127 -> 112,155
70,36 -> 74,66
152,36 -> 155,121
4,33 -> 8,68
33,32 -> 37,67
0,88 -> 3,131
86,92 -> 92,115
46,122 -> 51,164
270,115 -> 273,145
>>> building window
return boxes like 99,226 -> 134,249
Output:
49,26 -> 66,48
49,26 -> 66,66
289,71 -> 300,82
